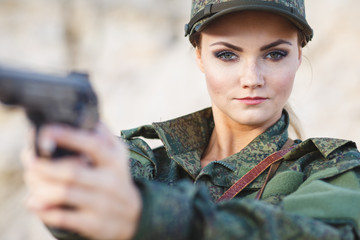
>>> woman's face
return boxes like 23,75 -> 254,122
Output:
196,11 -> 302,129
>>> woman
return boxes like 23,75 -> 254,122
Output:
24,0 -> 360,239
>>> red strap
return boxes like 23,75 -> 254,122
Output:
255,160 -> 282,200
216,142 -> 295,203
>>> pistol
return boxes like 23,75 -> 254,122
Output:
0,65 -> 99,158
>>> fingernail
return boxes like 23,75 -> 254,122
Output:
39,136 -> 55,157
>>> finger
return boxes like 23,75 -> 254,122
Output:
24,143 -> 136,212
26,172 -> 133,215
23,155 -> 86,203
34,198 -> 138,240
37,125 -> 58,157
26,156 -> 114,196
26,180 -> 107,211
29,158 -> 127,199
25,162 -> 118,211
39,123 -> 129,168
34,207 -> 92,236
23,153 -> 54,195
27,155 -> 89,182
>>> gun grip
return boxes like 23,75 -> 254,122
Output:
52,147 -> 78,159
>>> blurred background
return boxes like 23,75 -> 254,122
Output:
0,0 -> 359,239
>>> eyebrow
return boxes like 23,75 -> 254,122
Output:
260,39 -> 293,51
209,39 -> 293,52
210,42 -> 243,51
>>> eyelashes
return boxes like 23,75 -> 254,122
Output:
264,50 -> 288,61
213,49 -> 289,62
214,51 -> 238,61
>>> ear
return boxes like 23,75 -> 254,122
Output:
195,47 -> 205,73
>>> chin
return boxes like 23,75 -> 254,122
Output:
236,117 -> 268,127
230,109 -> 278,128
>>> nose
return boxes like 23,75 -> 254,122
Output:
240,58 -> 264,89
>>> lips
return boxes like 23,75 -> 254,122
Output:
235,97 -> 268,105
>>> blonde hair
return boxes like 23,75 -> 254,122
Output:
284,103 -> 303,140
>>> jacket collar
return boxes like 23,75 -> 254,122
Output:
153,107 -> 290,180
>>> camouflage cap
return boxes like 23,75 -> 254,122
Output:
185,0 -> 313,47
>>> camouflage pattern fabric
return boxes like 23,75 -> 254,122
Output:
124,108 -> 360,240
49,108 -> 360,239
190,0 -> 306,19
186,0 -> 313,47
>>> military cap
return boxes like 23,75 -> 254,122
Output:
185,0 -> 313,47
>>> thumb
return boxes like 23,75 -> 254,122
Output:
37,123 -> 130,168
90,123 -> 130,169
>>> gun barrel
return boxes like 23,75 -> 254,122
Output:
0,65 -> 99,129
0,66 -> 90,104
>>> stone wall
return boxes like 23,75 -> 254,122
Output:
0,0 -> 359,239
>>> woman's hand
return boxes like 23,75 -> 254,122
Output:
22,123 -> 141,240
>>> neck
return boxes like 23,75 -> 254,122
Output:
201,107 -> 278,167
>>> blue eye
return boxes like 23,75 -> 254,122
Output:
265,50 -> 288,61
215,51 -> 238,61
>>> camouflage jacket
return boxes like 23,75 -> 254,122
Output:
51,108 -> 360,240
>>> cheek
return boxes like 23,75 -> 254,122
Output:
270,66 -> 297,101
205,71 -> 223,96
202,56 -> 237,98
204,68 -> 235,104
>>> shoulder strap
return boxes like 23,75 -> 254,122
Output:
216,139 -> 295,203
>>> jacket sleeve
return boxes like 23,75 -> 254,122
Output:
121,126 -> 162,181
132,168 -> 360,240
